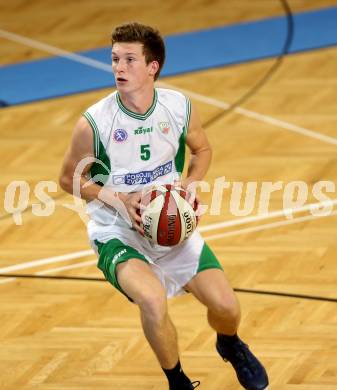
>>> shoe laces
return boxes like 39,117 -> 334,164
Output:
231,341 -> 260,373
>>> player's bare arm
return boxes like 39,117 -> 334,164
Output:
59,116 -> 98,200
59,117 -> 143,232
181,103 -> 212,210
185,104 -> 212,186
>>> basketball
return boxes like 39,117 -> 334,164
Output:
140,184 -> 198,246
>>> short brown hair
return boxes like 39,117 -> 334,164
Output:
111,22 -> 165,80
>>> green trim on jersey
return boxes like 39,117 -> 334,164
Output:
197,243 -> 223,273
95,238 -> 149,300
174,126 -> 186,174
174,97 -> 191,174
83,111 -> 111,186
116,89 -> 158,120
83,112 -> 99,157
185,97 -> 191,131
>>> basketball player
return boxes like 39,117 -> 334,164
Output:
59,23 -> 268,390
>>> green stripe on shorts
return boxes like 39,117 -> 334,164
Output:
95,238 -> 149,299
197,243 -> 223,273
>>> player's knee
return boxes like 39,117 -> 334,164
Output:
136,287 -> 168,323
211,295 -> 241,323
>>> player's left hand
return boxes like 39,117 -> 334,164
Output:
174,178 -> 202,219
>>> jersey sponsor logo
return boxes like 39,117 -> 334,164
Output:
134,126 -> 153,135
112,249 -> 127,264
159,121 -> 170,134
113,129 -> 128,143
112,161 -> 173,185
112,175 -> 125,185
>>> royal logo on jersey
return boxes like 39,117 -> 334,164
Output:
159,122 -> 170,134
134,126 -> 153,135
113,129 -> 128,143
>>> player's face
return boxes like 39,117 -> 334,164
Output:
111,42 -> 157,94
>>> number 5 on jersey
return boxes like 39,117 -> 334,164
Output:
140,144 -> 151,161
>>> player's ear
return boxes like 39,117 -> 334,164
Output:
149,61 -> 159,78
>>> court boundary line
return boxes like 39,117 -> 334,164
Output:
1,272 -> 336,303
204,209 -> 337,241
1,198 -> 336,274
1,28 -> 337,146
0,202 -> 336,284
36,259 -> 97,275
198,198 -> 337,232
0,259 -> 97,286
0,249 -> 93,273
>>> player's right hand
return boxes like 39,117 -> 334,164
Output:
123,192 -> 144,235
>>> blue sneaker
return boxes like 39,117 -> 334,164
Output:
216,334 -> 268,390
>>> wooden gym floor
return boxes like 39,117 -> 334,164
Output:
0,1 -> 337,389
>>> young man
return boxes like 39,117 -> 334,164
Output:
59,22 -> 268,390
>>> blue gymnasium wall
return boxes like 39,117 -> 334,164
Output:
1,6 -> 337,106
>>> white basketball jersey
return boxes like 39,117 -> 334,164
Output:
83,88 -> 191,235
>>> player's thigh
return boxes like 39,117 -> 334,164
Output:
184,269 -> 240,315
94,237 -> 166,304
117,259 -> 167,308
